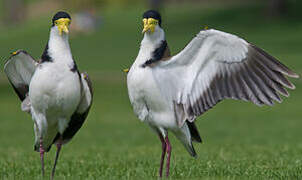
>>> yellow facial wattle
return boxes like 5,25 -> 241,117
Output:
55,18 -> 71,35
142,18 -> 159,34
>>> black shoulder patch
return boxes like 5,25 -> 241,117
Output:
70,60 -> 81,80
70,62 -> 78,72
153,40 -> 168,61
142,40 -> 167,67
41,43 -> 52,63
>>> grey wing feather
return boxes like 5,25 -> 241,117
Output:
152,29 -> 299,127
187,45 -> 298,118
4,50 -> 37,112
4,50 -> 37,101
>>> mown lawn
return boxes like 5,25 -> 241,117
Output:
0,2 -> 302,179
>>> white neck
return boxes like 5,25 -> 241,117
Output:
134,26 -> 166,66
141,26 -> 165,47
47,26 -> 73,64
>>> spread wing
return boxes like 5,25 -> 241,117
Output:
53,72 -> 93,144
152,29 -> 299,126
4,50 -> 38,113
4,50 -> 37,101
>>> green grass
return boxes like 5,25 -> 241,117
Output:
1,3 -> 302,179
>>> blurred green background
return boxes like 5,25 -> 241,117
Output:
0,0 -> 302,179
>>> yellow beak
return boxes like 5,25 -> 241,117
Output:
55,18 -> 70,35
142,18 -> 158,34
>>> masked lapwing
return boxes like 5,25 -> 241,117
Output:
4,11 -> 93,179
126,10 -> 299,178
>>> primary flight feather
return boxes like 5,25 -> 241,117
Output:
126,10 -> 298,178
4,11 -> 93,179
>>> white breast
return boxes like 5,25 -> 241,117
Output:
29,63 -> 81,118
127,47 -> 177,129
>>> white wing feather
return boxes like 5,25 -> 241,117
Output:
152,29 -> 298,126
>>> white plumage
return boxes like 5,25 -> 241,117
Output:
4,11 -> 93,179
152,29 -> 298,121
127,10 -> 298,178
29,27 -> 81,148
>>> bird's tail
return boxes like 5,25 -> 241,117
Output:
186,121 -> 202,143
173,123 -> 200,158
183,141 -> 198,158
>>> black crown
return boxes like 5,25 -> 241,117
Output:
143,10 -> 162,26
52,11 -> 71,25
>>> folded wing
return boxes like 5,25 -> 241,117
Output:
53,72 -> 93,144
152,29 -> 299,126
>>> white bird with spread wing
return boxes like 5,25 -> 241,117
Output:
126,10 -> 299,178
4,11 -> 93,179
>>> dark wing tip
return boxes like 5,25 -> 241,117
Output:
289,72 -> 300,79
282,69 -> 299,79
288,83 -> 296,90
250,44 -> 299,79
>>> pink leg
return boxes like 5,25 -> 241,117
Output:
165,136 -> 172,178
158,133 -> 166,178
39,138 -> 45,177
51,140 -> 62,180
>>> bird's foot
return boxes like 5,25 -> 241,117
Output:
51,140 -> 62,180
165,136 -> 172,178
158,133 -> 166,178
